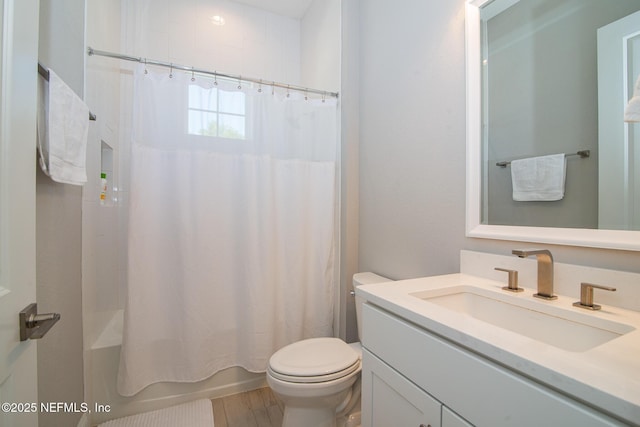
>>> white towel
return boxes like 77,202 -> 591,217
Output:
511,153 -> 566,201
37,68 -> 89,185
625,74 -> 640,123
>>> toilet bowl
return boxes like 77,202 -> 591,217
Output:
266,273 -> 390,427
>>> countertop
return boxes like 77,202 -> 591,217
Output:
357,273 -> 640,426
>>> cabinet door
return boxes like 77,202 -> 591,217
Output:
362,349 -> 441,427
442,406 -> 473,427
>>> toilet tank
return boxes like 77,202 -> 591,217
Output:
353,272 -> 391,340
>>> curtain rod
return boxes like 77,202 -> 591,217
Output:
87,47 -> 339,99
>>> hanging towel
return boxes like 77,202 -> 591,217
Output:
511,153 -> 566,201
37,68 -> 89,185
625,74 -> 640,123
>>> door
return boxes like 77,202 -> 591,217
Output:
598,10 -> 640,230
0,0 -> 40,426
361,349 -> 441,427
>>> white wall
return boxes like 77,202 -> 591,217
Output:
300,0 -> 345,338
357,0 -> 640,291
84,0 -> 123,419
301,0 -> 341,92
357,0 -> 467,280
340,0 -> 361,342
123,0 -> 301,85
37,1 -> 86,426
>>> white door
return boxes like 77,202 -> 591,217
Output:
0,0 -> 40,426
598,10 -> 640,230
361,349 -> 442,427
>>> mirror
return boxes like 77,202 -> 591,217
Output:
466,0 -> 640,250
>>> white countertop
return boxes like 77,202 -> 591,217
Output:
357,273 -> 640,426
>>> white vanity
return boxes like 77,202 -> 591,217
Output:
357,251 -> 640,427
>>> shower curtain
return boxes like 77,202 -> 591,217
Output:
117,66 -> 338,396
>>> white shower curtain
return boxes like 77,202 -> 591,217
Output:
117,66 -> 338,396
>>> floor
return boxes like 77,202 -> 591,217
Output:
211,387 -> 284,427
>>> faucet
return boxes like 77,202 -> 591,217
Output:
573,282 -> 616,310
512,249 -> 557,300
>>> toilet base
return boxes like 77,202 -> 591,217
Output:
283,406 -> 339,427
337,409 -> 361,427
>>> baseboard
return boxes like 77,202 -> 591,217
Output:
77,412 -> 90,427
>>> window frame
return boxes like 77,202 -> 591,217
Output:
186,84 -> 248,141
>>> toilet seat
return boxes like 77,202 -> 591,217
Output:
268,337 -> 361,384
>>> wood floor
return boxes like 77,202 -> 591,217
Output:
212,387 -> 284,427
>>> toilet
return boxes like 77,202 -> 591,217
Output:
266,272 -> 390,427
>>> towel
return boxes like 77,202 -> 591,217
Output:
37,68 -> 89,185
511,153 -> 566,201
625,74 -> 640,123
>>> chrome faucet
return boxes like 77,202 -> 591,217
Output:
512,249 -> 557,300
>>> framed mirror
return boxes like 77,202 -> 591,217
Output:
466,0 -> 640,250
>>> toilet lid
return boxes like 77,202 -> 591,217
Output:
269,337 -> 360,379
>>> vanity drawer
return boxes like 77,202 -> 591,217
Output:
362,303 -> 625,427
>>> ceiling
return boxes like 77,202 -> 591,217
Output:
232,0 -> 314,19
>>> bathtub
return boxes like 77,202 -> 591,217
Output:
90,309 -> 267,424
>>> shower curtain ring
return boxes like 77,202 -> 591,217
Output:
237,76 -> 242,90
144,59 -> 148,74
169,63 -> 173,79
271,82 -> 275,96
214,72 -> 218,86
258,79 -> 262,93
322,92 -> 326,103
304,89 -> 308,101
191,67 -> 195,82
286,85 -> 290,98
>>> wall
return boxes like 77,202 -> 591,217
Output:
84,0 -> 123,421
122,0 -> 301,84
357,0 -> 640,294
301,0 -> 341,92
36,0 -> 85,426
340,0 -> 361,342
300,0 -> 346,339
357,0 -> 467,280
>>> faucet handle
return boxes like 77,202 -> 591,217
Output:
494,268 -> 523,293
573,282 -> 616,311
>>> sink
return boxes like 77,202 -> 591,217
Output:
411,286 -> 635,352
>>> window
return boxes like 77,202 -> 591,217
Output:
188,85 -> 246,139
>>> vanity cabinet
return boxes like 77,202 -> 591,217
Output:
362,348 -> 472,427
361,303 -> 626,427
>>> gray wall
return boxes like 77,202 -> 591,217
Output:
358,0 -> 467,280
37,0 -> 85,425
356,0 -> 640,291
485,0 -> 640,228
341,0 -> 361,342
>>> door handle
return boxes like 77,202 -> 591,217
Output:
19,303 -> 60,341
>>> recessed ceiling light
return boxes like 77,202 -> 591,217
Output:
211,15 -> 226,26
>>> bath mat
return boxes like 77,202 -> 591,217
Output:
97,399 -> 214,427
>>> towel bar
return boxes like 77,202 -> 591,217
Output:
37,63 -> 96,121
496,150 -> 590,168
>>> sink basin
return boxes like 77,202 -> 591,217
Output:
411,286 -> 635,352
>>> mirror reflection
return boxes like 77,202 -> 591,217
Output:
481,0 -> 640,230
